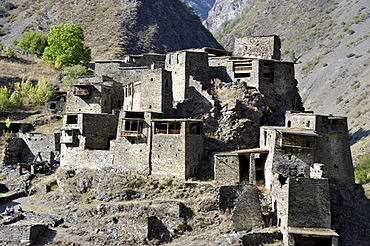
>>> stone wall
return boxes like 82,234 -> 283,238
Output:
112,112 -> 155,175
314,116 -> 354,185
288,178 -> 331,228
230,185 -> 263,231
19,132 -> 59,163
0,224 -> 48,244
3,132 -> 59,166
60,146 -> 114,169
233,35 -> 281,60
82,114 -> 118,150
140,69 -> 173,116
214,154 -> 240,185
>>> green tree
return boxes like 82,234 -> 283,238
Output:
35,76 -> 56,102
43,23 -> 91,69
18,31 -> 48,56
0,87 -> 11,111
9,91 -> 22,107
5,44 -> 16,58
61,64 -> 88,86
0,41 -> 3,53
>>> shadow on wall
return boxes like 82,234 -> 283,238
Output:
350,128 -> 370,145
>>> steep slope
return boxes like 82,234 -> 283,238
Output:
0,0 -> 223,60
182,0 -> 215,20
207,0 -> 370,145
203,0 -> 252,33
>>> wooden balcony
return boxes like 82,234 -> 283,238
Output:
60,136 -> 75,144
121,130 -> 141,138
74,89 -> 90,96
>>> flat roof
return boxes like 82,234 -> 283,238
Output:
262,126 -> 319,137
288,227 -> 339,237
215,148 -> 269,156
151,119 -> 203,122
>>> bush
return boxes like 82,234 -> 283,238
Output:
5,13 -> 17,23
61,65 -> 88,86
3,2 -> 17,11
18,31 -> 48,56
346,53 -> 355,58
5,44 -> 16,58
355,156 -> 370,184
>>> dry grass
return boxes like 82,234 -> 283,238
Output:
0,55 -> 60,86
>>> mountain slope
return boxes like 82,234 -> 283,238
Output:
182,0 -> 215,20
0,0 -> 223,60
207,0 -> 370,145
203,0 -> 252,33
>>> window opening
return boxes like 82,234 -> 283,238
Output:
66,115 -> 78,124
189,122 -> 201,134
154,121 -> 181,134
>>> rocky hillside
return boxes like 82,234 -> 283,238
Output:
206,0 -> 370,156
203,0 -> 252,33
0,0 -> 223,60
182,0 -> 215,20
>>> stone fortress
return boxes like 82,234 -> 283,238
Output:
3,35 -> 366,245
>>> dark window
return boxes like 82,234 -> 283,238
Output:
189,122 -> 201,134
67,115 -> 78,124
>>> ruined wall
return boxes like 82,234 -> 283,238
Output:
176,77 -> 214,118
94,61 -> 126,79
19,132 -> 59,163
3,138 -> 23,165
260,127 -> 279,190
230,185 -> 264,231
233,35 -> 281,60
0,224 -> 48,244
124,54 -> 166,68
270,175 -> 289,243
288,178 -> 331,228
214,154 -> 240,185
3,133 -> 59,166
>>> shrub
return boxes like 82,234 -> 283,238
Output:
355,156 -> 370,184
3,2 -> 17,10
0,6 -> 6,16
346,53 -> 355,58
18,31 -> 48,56
5,13 -> 17,23
5,44 -> 16,58
61,65 -> 88,86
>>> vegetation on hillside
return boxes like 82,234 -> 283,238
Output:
0,77 -> 56,112
43,23 -> 91,69
355,155 -> 370,184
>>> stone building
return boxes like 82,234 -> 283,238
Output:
59,113 -> 118,168
66,75 -> 123,114
56,35 -> 305,181
214,110 -> 353,245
